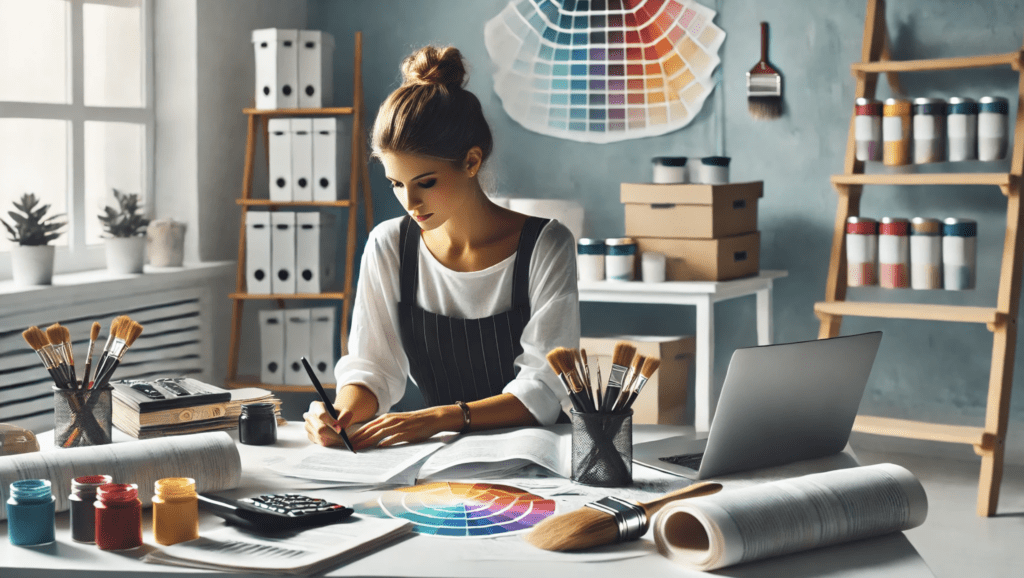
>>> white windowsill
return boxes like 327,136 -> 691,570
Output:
0,261 -> 236,310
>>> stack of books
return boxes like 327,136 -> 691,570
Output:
111,377 -> 285,439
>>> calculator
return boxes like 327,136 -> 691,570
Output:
197,493 -> 354,532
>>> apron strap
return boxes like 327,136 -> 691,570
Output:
399,215 -> 420,305
510,217 -> 550,310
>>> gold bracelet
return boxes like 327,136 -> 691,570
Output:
454,401 -> 471,433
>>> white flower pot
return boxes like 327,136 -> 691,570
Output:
11,245 -> 55,285
105,236 -> 146,275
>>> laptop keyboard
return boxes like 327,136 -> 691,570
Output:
659,452 -> 704,470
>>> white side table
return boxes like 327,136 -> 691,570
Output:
578,270 -> 788,432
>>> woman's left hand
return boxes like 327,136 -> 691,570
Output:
348,406 -> 459,450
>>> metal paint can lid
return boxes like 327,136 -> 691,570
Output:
947,97 -> 979,115
651,156 -> 687,166
700,156 -> 731,167
605,237 -> 637,255
912,98 -> 946,115
883,98 -> 911,116
979,96 -> 1009,114
855,98 -> 882,115
911,217 -> 942,235
846,216 -> 877,234
879,217 -> 910,236
578,238 -> 606,255
943,218 -> 977,237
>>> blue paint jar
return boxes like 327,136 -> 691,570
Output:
6,479 -> 56,546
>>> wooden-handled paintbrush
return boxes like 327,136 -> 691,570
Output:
46,324 -> 75,387
611,353 -> 646,412
546,347 -> 587,413
525,481 -> 723,551
22,327 -> 65,387
622,357 -> 661,412
81,321 -> 101,388
600,341 -> 636,412
92,319 -> 144,390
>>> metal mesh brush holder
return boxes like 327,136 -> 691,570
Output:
53,385 -> 112,448
570,409 -> 633,487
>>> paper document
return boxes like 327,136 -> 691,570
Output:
144,515 -> 412,575
266,440 -> 447,484
418,428 -> 571,479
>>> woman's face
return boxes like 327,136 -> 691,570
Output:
379,150 -> 477,231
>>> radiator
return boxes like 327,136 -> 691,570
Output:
0,286 -> 213,433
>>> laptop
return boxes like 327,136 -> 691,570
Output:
632,331 -> 882,479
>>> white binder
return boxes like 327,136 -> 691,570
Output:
258,309 -> 286,385
296,212 -> 337,293
284,308 -> 312,386
290,118 -> 314,202
298,30 -> 334,109
268,118 -> 293,202
251,28 -> 298,110
309,306 -> 337,385
312,117 -> 339,202
270,211 -> 296,294
245,211 -> 272,294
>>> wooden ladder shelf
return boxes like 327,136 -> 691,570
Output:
225,32 -> 374,394
815,0 -> 1024,516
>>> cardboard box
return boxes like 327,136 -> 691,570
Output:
621,181 -> 762,239
580,335 -> 694,425
636,232 -> 760,281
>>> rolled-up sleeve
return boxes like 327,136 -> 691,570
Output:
503,222 -> 580,426
334,224 -> 408,415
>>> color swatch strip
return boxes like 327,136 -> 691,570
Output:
484,0 -> 725,143
354,482 -> 557,538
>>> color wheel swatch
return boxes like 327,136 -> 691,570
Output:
484,0 -> 725,143
353,482 -> 557,538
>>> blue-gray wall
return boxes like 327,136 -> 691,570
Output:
308,0 -> 1024,449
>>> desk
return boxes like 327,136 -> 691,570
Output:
2,422 -> 934,578
579,270 -> 788,432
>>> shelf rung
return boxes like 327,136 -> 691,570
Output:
814,301 -> 1004,325
237,199 -> 352,207
831,173 -> 1012,187
226,379 -> 319,394
853,415 -> 989,446
243,107 -> 354,116
851,51 -> 1023,73
230,292 -> 347,300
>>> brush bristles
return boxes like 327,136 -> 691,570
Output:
545,348 -> 567,376
640,357 -> 661,379
45,324 -> 63,347
612,342 -> 636,367
525,506 -> 619,551
22,327 -> 48,351
748,96 -> 782,120
122,320 -> 144,349
90,321 -> 101,342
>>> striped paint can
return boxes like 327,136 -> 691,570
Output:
854,98 -> 883,162
942,218 -> 977,290
879,217 -> 910,289
910,217 -> 942,290
846,217 -> 878,286
883,98 -> 912,166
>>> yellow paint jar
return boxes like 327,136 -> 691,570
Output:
882,98 -> 912,166
152,477 -> 199,546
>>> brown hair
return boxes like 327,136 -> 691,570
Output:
371,46 -> 493,165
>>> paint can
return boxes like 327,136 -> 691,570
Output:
641,252 -> 666,283
947,97 -> 978,162
651,157 -> 688,184
878,217 -> 910,289
978,96 -> 1009,161
883,98 -> 912,166
692,156 -> 730,184
912,98 -> 946,164
605,238 -> 636,282
910,217 -> 942,290
854,98 -> 883,162
846,217 -> 877,287
577,238 -> 606,282
942,218 -> 977,290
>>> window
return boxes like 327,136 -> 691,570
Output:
0,0 -> 153,275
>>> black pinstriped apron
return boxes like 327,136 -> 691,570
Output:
397,215 -> 549,408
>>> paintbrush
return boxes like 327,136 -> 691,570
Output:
546,348 -> 586,413
557,348 -> 594,412
580,349 -> 599,408
612,353 -> 646,412
43,324 -> 74,388
746,21 -> 782,120
93,316 -> 126,385
46,324 -> 76,388
622,357 -> 661,412
22,327 -> 65,387
525,481 -> 723,551
93,319 -> 144,390
81,322 -> 101,388
600,341 -> 636,412
568,348 -> 596,411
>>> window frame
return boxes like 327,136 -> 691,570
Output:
0,0 -> 154,278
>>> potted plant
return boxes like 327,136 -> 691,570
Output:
1,193 -> 66,285
99,189 -> 150,275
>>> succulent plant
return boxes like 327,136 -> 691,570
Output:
98,189 -> 150,238
0,193 -> 67,246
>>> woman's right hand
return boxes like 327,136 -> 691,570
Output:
303,401 -> 356,447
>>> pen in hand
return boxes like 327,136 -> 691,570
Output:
301,356 -> 357,454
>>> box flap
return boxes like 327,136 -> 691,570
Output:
620,181 -> 763,205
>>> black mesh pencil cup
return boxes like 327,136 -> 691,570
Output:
570,409 -> 633,487
53,385 -> 113,448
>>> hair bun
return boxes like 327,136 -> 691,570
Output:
401,45 -> 467,89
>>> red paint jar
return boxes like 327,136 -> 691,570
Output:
94,483 -> 142,550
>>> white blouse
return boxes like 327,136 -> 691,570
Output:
334,216 -> 580,426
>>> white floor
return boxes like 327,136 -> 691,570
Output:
852,446 -> 1024,578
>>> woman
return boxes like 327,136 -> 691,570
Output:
303,45 -> 580,450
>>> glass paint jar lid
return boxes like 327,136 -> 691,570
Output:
855,98 -> 882,114
578,238 -> 606,255
9,479 -> 52,501
883,98 -> 911,115
879,217 -> 910,236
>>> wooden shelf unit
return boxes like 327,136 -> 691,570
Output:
816,0 -> 1024,517
226,31 -> 374,394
